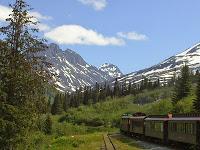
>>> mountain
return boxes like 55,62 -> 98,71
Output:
111,42 -> 200,86
99,63 -> 123,78
42,43 -> 122,92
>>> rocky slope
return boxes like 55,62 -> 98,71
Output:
111,42 -> 200,86
42,43 -> 122,92
99,63 -> 123,78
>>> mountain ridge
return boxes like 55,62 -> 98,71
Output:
42,43 -> 123,92
112,42 -> 200,86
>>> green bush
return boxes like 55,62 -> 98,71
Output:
173,96 -> 194,113
145,99 -> 173,115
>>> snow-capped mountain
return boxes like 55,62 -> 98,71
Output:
99,63 -> 123,78
111,42 -> 200,86
42,43 -> 121,92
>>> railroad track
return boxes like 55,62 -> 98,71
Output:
100,134 -> 117,150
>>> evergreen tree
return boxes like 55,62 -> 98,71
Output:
168,73 -> 176,87
106,84 -> 111,97
193,75 -> 200,112
127,81 -> 132,95
43,114 -> 52,134
0,0 -> 51,148
51,94 -> 63,115
83,86 -> 89,105
172,65 -> 191,105
130,83 -> 137,95
94,82 -> 100,102
113,78 -> 120,97
63,93 -> 70,112
196,70 -> 199,76
121,80 -> 128,96
99,85 -> 106,101
143,77 -> 149,89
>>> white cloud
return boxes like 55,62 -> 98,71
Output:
117,32 -> 148,41
29,12 -> 52,21
44,25 -> 125,46
0,5 -> 11,21
36,23 -> 51,32
0,4 -> 51,31
78,0 -> 107,11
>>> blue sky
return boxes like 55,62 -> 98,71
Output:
1,0 -> 200,74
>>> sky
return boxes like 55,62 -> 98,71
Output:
1,0 -> 200,74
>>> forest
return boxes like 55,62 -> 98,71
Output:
1,0 -> 200,149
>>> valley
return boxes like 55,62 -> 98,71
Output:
1,0 -> 200,149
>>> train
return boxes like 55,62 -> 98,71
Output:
120,112 -> 200,148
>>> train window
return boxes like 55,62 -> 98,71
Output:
169,122 -> 196,135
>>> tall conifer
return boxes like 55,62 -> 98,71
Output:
193,75 -> 200,112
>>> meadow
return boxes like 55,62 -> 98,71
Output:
24,86 -> 196,149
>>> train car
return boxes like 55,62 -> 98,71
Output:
129,116 -> 146,135
144,115 -> 168,143
168,115 -> 200,145
120,113 -> 200,147
120,115 -> 131,134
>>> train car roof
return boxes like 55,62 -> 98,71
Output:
129,116 -> 146,119
145,117 -> 200,121
168,117 -> 200,121
145,118 -> 169,121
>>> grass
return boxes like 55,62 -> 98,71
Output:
27,132 -> 103,150
47,133 -> 103,150
26,86 -> 196,149
61,87 -> 175,128
110,134 -> 142,150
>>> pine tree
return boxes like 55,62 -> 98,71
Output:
94,82 -> 100,102
196,70 -> 199,76
193,75 -> 200,112
130,83 -> 137,95
113,78 -> 120,97
172,65 -> 191,104
51,94 -> 63,115
0,0 -> 52,148
83,86 -> 89,105
106,84 -> 111,97
43,114 -> 52,134
143,77 -> 149,89
99,85 -> 106,101
63,93 -> 69,112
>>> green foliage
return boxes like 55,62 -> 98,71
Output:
44,115 -> 52,135
145,99 -> 173,115
0,0 -> 51,148
193,75 -> 200,112
113,78 -> 120,97
18,85 -> 197,149
0,102 -> 33,149
51,94 -> 64,115
133,87 -> 172,105
173,96 -> 194,113
51,136 -> 85,148
172,65 -> 191,104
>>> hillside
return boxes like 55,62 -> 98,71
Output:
40,43 -> 123,92
26,85 -> 195,149
110,42 -> 200,86
99,63 -> 123,78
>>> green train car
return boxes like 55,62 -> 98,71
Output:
120,115 -> 130,133
145,117 -> 168,143
120,113 -> 200,147
130,116 -> 146,135
168,118 -> 200,145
